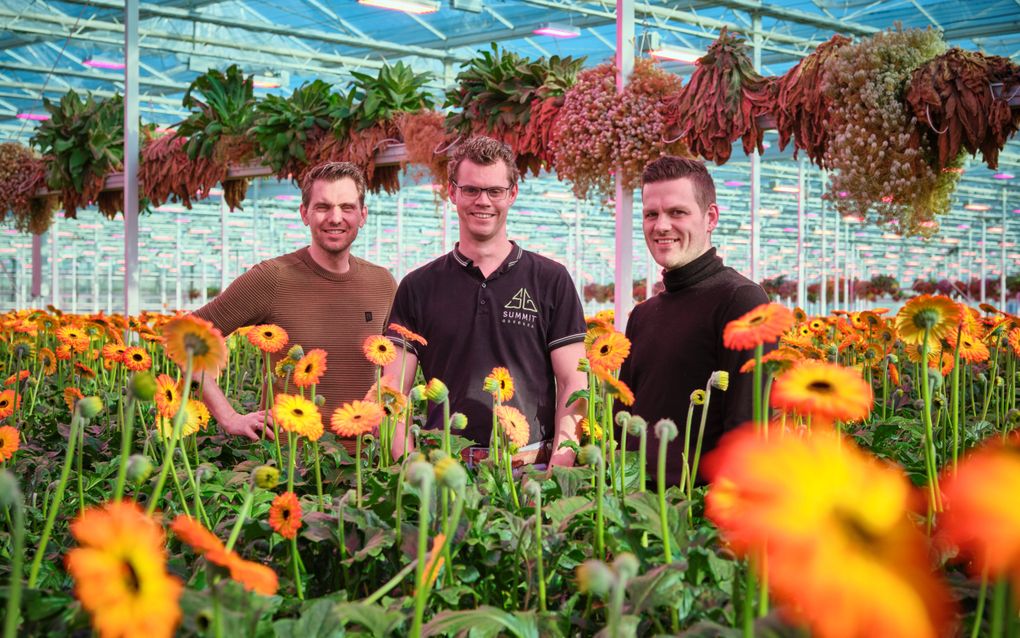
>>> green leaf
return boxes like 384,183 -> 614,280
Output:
273,599 -> 344,638
334,602 -> 405,637
626,563 -> 687,615
544,494 -> 591,529
422,606 -> 540,638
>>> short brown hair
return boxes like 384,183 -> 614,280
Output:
449,136 -> 520,188
300,162 -> 367,207
641,156 -> 716,213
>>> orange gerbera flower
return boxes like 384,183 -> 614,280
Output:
739,347 -> 804,375
75,361 -> 97,379
369,376 -> 407,418
65,501 -> 182,638
268,492 -> 302,539
388,322 -> 428,346
593,365 -> 634,406
888,363 -> 901,387
293,349 -> 327,387
3,370 -> 29,386
56,344 -> 72,361
945,330 -> 990,364
0,389 -> 20,420
64,386 -> 84,413
895,295 -> 960,348
273,394 -> 323,441
188,399 -> 211,431
705,426 -> 953,638
1009,327 -> 1020,358
219,552 -> 279,596
38,347 -> 57,375
330,400 -> 384,438
101,342 -> 127,365
362,335 -> 397,366
171,515 -> 279,596
122,346 -> 153,372
941,435 -> 1020,599
583,316 -> 614,350
808,318 -> 828,334
495,405 -> 530,450
771,360 -> 873,424
56,325 -> 90,352
154,374 -> 182,419
587,331 -> 631,372
171,515 -> 225,556
247,324 -> 289,354
723,303 -> 795,350
163,315 -> 228,378
0,425 -> 20,461
484,367 -> 515,403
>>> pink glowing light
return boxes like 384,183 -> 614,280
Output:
83,58 -> 126,70
533,25 -> 580,38
16,113 -> 49,121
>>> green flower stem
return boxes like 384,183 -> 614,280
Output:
113,396 -> 138,500
919,331 -> 942,513
442,398 -> 451,456
637,427 -> 647,493
880,360 -> 890,421
656,432 -> 671,565
402,403 -> 413,461
752,343 -> 764,428
337,496 -> 351,589
595,451 -> 605,561
394,465 -> 407,548
287,431 -> 297,493
439,491 -> 464,589
312,441 -> 324,512
690,385 -> 715,494
503,432 -> 520,510
991,577 -> 1008,638
265,353 -> 283,469
950,326 -> 963,472
167,454 -> 193,519
76,417 -> 85,514
743,559 -> 756,638
355,434 -> 364,508
680,401 -> 697,496
147,354 -> 194,516
290,534 -> 304,600
758,550 -> 769,616
971,564 -> 990,638
532,489 -> 546,612
3,481 -> 25,638
28,409 -> 83,588
604,391 -> 617,496
364,559 -> 418,605
225,487 -> 254,552
176,436 -> 206,525
981,336 -> 1002,424
619,420 -> 629,495
410,477 -> 434,638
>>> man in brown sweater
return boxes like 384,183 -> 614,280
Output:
193,162 -> 397,439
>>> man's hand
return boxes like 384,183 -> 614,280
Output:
219,410 -> 274,441
547,446 -> 576,469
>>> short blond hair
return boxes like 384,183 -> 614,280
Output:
301,162 -> 367,207
449,136 -> 520,188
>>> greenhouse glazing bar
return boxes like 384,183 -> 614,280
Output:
124,0 -> 140,316
614,0 -> 635,330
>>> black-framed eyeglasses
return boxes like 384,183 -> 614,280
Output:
451,180 -> 513,201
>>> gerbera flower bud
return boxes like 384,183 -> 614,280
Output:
690,389 -> 707,406
450,412 -> 468,430
435,456 -> 467,492
409,385 -> 427,402
0,469 -> 22,509
13,342 -> 32,360
482,376 -> 499,394
406,459 -> 435,488
126,454 -> 154,484
626,415 -> 647,436
252,465 -> 280,489
654,418 -> 678,442
710,371 -> 730,391
287,344 -> 305,360
522,479 -> 541,501
613,552 -> 639,581
314,394 -> 325,407
196,463 -> 217,481
885,354 -> 899,364
128,372 -> 157,402
576,560 -> 613,596
424,378 -> 449,403
614,411 -> 631,428
576,357 -> 591,373
428,449 -> 449,463
578,444 -> 603,467
76,396 -> 104,419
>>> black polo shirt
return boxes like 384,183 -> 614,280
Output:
385,242 -> 586,446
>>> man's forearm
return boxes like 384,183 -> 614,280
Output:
200,376 -> 240,425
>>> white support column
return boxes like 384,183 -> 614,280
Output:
220,195 -> 229,292
980,217 -> 987,304
107,263 -> 113,313
1001,188 -> 1008,310
749,13 -> 763,284
160,269 -> 167,311
820,198 -> 827,316
200,259 -> 208,306
396,193 -> 404,280
31,233 -> 42,301
843,223 -> 851,308
50,216 -> 59,309
613,0 -> 635,331
123,0 -> 140,315
832,208 -> 840,309
91,258 -> 99,313
574,200 -> 583,295
252,181 -> 260,268
796,158 -> 806,308
71,256 -> 78,314
175,223 -> 183,310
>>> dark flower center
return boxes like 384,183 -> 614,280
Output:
599,345 -> 610,355
293,408 -> 304,417
807,380 -> 834,394
748,315 -> 765,326
281,508 -> 291,520
124,560 -> 141,593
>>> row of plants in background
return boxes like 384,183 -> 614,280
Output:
1,295 -> 1020,636
0,28 -> 1018,236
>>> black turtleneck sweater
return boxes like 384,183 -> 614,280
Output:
619,247 -> 770,486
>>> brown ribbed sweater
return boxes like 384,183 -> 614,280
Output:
193,248 -> 396,419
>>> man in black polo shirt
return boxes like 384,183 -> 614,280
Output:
385,136 -> 587,467
620,156 -> 770,486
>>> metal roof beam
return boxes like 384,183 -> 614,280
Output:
53,0 -> 464,62
942,20 -> 1020,42
682,0 -> 879,36
0,60 -> 182,91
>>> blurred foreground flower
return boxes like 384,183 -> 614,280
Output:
163,314 -> 227,377
171,515 -> 279,595
895,294 -> 960,348
704,426 -> 953,638
723,302 -> 794,350
770,359 -> 873,425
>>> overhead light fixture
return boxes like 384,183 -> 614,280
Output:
964,202 -> 991,211
451,0 -> 482,12
993,172 -> 1014,180
643,32 -> 702,64
83,57 -> 126,70
252,70 -> 290,90
357,0 -> 439,14
533,22 -> 580,38
771,182 -> 800,194
15,113 -> 49,121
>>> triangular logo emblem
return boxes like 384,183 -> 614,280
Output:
505,288 -> 539,313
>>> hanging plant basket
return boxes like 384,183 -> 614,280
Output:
0,141 -> 56,234
396,110 -> 452,195
140,131 -> 225,210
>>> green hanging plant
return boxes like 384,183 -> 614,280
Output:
30,90 -> 132,219
347,61 -> 435,131
250,79 -> 350,181
445,43 -> 585,176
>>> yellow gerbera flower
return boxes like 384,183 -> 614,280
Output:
495,405 -> 530,450
163,315 -> 228,378
770,360 -> 873,424
247,324 -> 289,354
587,331 -> 631,372
362,335 -> 397,367
272,393 -> 323,441
483,367 -> 515,403
894,295 -> 960,348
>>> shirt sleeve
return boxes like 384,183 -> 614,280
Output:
545,265 -> 586,351
192,261 -> 277,336
384,276 -> 424,357
717,283 -> 773,432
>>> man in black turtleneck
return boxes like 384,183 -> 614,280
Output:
619,156 -> 769,486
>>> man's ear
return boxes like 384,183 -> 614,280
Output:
706,203 -> 720,232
